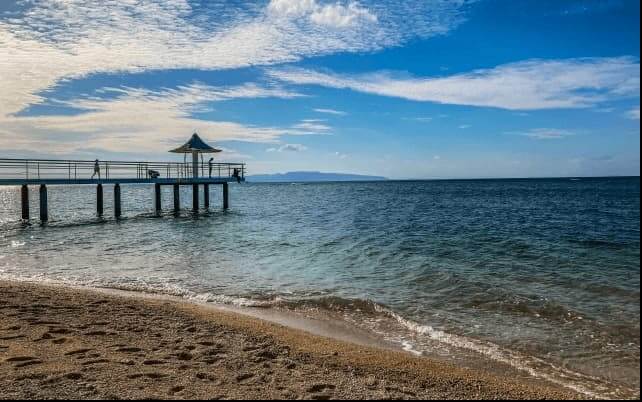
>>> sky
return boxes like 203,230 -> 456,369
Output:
0,0 -> 639,179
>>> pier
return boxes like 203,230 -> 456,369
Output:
0,134 -> 245,222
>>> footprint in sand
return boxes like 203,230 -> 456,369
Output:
65,348 -> 92,356
143,360 -> 167,366
169,385 -> 185,395
84,331 -> 108,336
8,357 -> 44,369
307,384 -> 336,394
116,347 -> 143,353
6,356 -> 37,362
0,335 -> 26,340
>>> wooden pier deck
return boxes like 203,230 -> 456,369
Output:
0,158 -> 246,221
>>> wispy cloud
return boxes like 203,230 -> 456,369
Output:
0,0 -> 469,119
404,116 -> 433,122
511,128 -> 577,140
267,143 -> 308,152
293,120 -> 332,133
0,83 -> 309,154
269,57 -> 640,110
313,108 -> 348,116
626,106 -> 640,120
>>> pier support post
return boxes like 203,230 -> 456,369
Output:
173,184 -> 180,213
192,184 -> 199,212
154,184 -> 162,214
203,184 -> 210,210
223,182 -> 229,210
97,184 -> 104,216
21,185 -> 29,220
114,184 -> 121,219
39,184 -> 48,222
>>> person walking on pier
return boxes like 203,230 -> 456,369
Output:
91,159 -> 101,180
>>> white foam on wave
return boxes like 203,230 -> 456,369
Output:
372,303 -> 632,399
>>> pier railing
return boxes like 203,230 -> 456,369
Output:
0,158 -> 246,182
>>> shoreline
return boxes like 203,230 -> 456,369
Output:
0,280 -> 580,399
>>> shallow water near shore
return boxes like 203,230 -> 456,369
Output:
1,177 -> 640,398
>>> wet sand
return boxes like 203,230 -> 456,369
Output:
0,280 -> 579,400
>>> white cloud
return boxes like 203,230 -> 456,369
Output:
405,116 -> 433,122
0,83 -> 307,154
458,124 -> 471,129
269,57 -> 641,110
268,0 -> 377,28
0,0 -> 468,120
313,108 -> 348,115
293,121 -> 332,132
267,143 -> 308,152
626,106 -> 640,120
512,128 -> 577,140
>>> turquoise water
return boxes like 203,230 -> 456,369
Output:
0,177 -> 639,398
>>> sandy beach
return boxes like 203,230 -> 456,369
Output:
0,280 -> 581,400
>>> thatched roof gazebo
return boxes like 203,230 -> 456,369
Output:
170,133 -> 221,178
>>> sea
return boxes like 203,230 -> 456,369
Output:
0,177 -> 639,398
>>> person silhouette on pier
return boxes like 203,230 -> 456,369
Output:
208,157 -> 214,178
91,159 -> 101,180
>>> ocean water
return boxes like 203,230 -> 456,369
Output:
0,177 -> 639,398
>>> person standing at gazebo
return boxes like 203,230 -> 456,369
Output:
208,157 -> 214,178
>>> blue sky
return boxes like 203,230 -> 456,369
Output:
0,0 -> 639,179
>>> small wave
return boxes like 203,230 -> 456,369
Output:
569,239 -> 634,250
371,304 -> 632,399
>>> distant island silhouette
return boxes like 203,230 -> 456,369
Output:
248,171 -> 387,182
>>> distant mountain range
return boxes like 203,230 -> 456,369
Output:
248,171 -> 388,183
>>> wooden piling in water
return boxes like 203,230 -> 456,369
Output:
204,184 -> 210,209
155,183 -> 162,214
21,185 -> 29,220
97,184 -> 104,216
39,184 -> 48,222
192,184 -> 199,212
114,184 -> 121,218
223,182 -> 229,210
173,184 -> 180,213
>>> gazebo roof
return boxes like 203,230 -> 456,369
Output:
170,133 -> 222,154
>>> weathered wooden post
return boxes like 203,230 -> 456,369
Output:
204,184 -> 210,209
192,184 -> 199,212
173,184 -> 180,213
39,184 -> 48,222
97,184 -> 104,216
155,183 -> 162,214
114,183 -> 121,218
223,182 -> 229,210
21,185 -> 29,220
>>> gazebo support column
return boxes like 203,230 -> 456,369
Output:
173,184 -> 180,213
97,184 -> 104,216
39,184 -> 48,222
192,184 -> 199,212
223,182 -> 229,210
154,183 -> 162,214
203,184 -> 210,209
21,185 -> 29,220
114,184 -> 121,219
